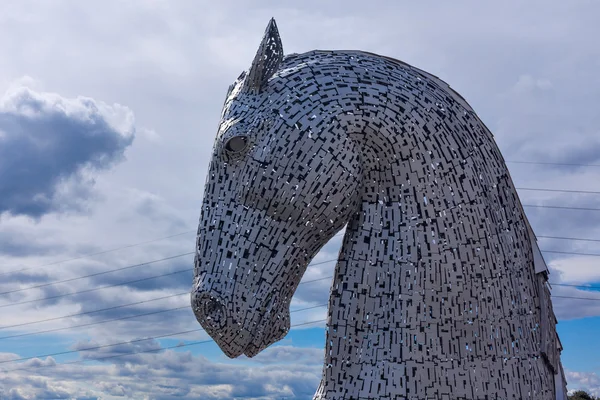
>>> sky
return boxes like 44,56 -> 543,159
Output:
0,0 -> 599,398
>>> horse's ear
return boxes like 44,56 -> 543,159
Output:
244,18 -> 283,93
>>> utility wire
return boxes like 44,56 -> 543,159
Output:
3,290 -> 600,371
0,275 -> 334,332
0,271 -> 595,341
0,306 -> 189,340
0,292 -> 188,330
0,263 -> 594,368
552,295 -> 600,301
0,238 -> 597,330
3,212 -> 599,299
0,230 -> 196,277
516,187 -> 600,195
1,318 -> 327,374
542,250 -> 600,257
507,161 -> 600,168
0,231 -> 346,294
0,305 -> 328,365
0,275 -> 333,333
0,329 -> 191,364
4,282 -> 600,342
3,226 -> 599,298
0,303 -> 328,341
0,268 -> 192,309
0,260 -> 337,309
538,235 -> 600,243
2,246 -> 599,310
523,204 -> 600,212
0,252 -> 194,296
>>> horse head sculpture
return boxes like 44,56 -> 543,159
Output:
191,19 -> 360,359
191,19 -> 567,399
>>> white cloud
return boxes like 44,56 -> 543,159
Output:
0,346 -> 322,400
551,257 -> 600,285
566,370 -> 600,397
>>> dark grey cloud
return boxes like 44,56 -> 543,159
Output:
0,86 -> 134,218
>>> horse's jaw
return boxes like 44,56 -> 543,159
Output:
199,315 -> 285,359
192,286 -> 292,358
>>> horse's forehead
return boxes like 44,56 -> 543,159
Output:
220,90 -> 278,126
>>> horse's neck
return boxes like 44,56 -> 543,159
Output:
313,86 -> 555,398
315,200 -> 421,399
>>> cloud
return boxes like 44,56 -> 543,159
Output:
0,345 -> 322,400
0,227 -> 65,257
0,83 -> 134,218
566,370 -> 600,397
546,257 -> 600,320
241,345 -> 323,365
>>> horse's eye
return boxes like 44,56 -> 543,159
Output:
224,136 -> 249,153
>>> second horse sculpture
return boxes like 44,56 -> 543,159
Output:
192,19 -> 567,399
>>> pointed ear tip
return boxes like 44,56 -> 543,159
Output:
267,18 -> 278,29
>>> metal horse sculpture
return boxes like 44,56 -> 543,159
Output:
192,19 -> 567,399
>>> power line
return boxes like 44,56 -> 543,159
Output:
1,244 -> 597,311
0,259 -> 337,309
0,306 -> 190,340
0,267 -> 192,309
3,218 -> 599,300
0,329 -> 182,364
4,285 -> 599,342
3,291 -> 600,370
0,231 -> 346,296
0,242 -> 596,336
0,275 -> 333,334
5,226 -> 599,300
523,204 -> 600,212
507,161 -> 600,168
516,187 -> 600,195
0,302 -> 328,341
538,235 -> 600,243
1,318 -> 328,374
1,246 -> 599,310
0,263 -> 596,367
303,275 -> 600,302
552,295 -> 600,301
0,305 -> 328,366
3,277 -> 599,341
1,272 -> 596,339
0,252 -> 193,296
0,292 -> 188,330
542,250 -> 600,257
302,276 -> 600,300
0,279 -> 597,342
0,230 -> 196,277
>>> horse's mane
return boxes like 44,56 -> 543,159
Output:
281,49 -> 475,113
279,48 -> 540,248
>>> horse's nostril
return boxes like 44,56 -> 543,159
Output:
205,298 -> 224,319
194,292 -> 227,329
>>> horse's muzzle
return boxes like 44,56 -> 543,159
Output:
192,291 -> 228,330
